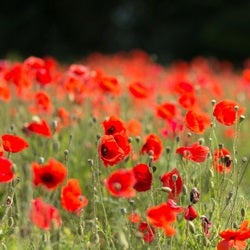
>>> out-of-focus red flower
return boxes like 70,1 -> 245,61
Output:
141,134 -> 163,161
32,158 -> 67,190
98,75 -> 121,94
0,157 -> 14,182
0,84 -> 11,102
24,56 -> 45,70
25,119 -> 52,137
176,142 -> 209,163
185,110 -> 211,134
61,179 -> 88,214
156,102 -> 177,121
132,163 -> 152,192
138,222 -> 155,243
184,205 -> 198,221
126,119 -> 142,136
147,199 -> 183,237
2,134 -> 29,153
30,197 -> 61,230
102,115 -> 127,135
213,100 -> 245,126
57,107 -> 70,128
104,168 -> 136,198
217,220 -> 250,250
173,80 -> 194,94
213,147 -> 232,173
30,90 -> 53,114
98,134 -> 131,167
128,81 -> 150,98
36,67 -> 52,85
160,168 -> 183,200
178,93 -> 196,109
4,63 -> 31,88
128,211 -> 141,224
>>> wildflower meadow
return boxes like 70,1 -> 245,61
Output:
1,50 -> 250,249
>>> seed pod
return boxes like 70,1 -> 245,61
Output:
190,187 -> 200,204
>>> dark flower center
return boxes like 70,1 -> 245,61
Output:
101,145 -> 108,156
41,173 -> 54,183
107,126 -> 115,134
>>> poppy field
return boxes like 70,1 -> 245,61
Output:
1,50 -> 250,249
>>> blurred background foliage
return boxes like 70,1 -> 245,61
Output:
1,0 -> 250,64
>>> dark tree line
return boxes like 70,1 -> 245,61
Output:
1,0 -> 250,64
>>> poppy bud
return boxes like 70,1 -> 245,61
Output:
190,187 -> 200,204
241,208 -> 246,218
239,115 -> 245,123
211,99 -> 216,106
242,156 -> 248,163
188,221 -> 195,233
184,205 -> 198,221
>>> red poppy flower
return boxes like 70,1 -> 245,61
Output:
156,102 -> 177,121
98,75 -> 121,94
98,134 -> 130,167
126,119 -> 142,136
25,119 -> 52,137
2,134 -> 29,153
32,158 -> 67,189
32,90 -> 53,113
24,56 -> 45,69
178,93 -> 196,109
128,211 -> 141,224
147,199 -> 183,237
102,116 -> 127,135
185,110 -> 211,134
176,142 -> 209,163
160,168 -> 183,200
184,205 -> 198,221
30,197 -> 61,230
141,134 -> 163,161
104,168 -> 136,198
61,179 -> 88,214
217,220 -> 250,250
0,84 -> 11,102
4,63 -> 31,88
138,222 -> 155,243
213,148 -> 232,173
36,67 -> 52,85
132,163 -> 152,192
213,100 -> 245,126
0,157 -> 14,182
128,81 -> 150,98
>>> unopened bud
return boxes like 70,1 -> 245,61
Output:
87,159 -> 94,167
165,146 -> 171,154
239,115 -> 245,122
161,187 -> 172,193
211,99 -> 216,106
198,138 -> 204,145
188,221 -> 195,234
182,184 -> 187,195
190,187 -> 200,204
242,157 -> 248,163
135,136 -> 141,143
6,196 -> 12,206
241,208 -> 246,218
234,105 -> 239,112
121,208 -> 127,215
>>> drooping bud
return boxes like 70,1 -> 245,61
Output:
190,187 -> 200,204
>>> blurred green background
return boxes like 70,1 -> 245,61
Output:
1,0 -> 250,64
